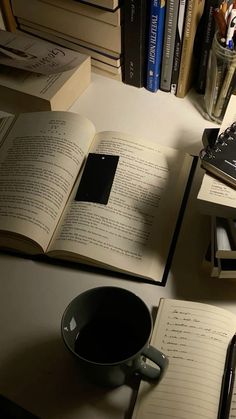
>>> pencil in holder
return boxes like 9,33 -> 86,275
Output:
204,32 -> 236,124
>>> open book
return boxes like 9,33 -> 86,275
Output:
0,111 -> 193,283
133,298 -> 236,419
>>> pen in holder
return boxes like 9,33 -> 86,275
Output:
204,32 -> 236,124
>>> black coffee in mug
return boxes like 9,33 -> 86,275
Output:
61,286 -> 168,386
74,314 -> 144,363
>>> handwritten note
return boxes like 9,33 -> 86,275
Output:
133,299 -> 236,419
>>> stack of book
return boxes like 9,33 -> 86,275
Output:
197,94 -> 236,279
6,0 -> 206,97
1,0 -> 225,97
0,29 -> 91,113
10,0 -> 123,81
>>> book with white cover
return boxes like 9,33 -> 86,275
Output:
0,56 -> 91,113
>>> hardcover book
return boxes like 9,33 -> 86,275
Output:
123,0 -> 149,87
133,298 -> 236,419
0,111 -> 193,284
195,0 -> 219,94
11,0 -> 122,54
30,0 -> 122,26
176,0 -> 205,98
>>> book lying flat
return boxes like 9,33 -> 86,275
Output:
12,0 -> 122,54
0,111 -> 193,284
0,56 -> 91,113
133,298 -> 236,419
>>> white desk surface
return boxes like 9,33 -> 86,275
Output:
0,73 -> 235,419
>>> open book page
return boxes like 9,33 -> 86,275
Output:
197,95 -> 236,216
133,298 -> 236,419
48,131 -> 192,282
0,111 -> 95,253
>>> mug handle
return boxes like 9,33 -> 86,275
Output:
136,345 -> 169,380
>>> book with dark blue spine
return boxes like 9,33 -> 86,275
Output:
146,0 -> 166,92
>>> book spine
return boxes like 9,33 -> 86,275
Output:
170,0 -> 187,94
160,0 -> 180,92
146,0 -> 165,93
123,0 -> 149,87
176,0 -> 205,98
195,0 -> 218,94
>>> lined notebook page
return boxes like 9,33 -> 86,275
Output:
133,298 -> 236,419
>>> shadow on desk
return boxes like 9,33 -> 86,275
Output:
0,334 -> 140,419
169,159 -> 236,304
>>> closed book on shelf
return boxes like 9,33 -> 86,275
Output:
146,0 -> 166,92
0,55 -> 91,113
170,0 -> 187,94
195,0 -> 219,94
18,19 -> 121,60
30,0 -> 122,26
160,0 -> 180,92
176,0 -> 205,98
123,0 -> 149,87
11,0 -> 122,54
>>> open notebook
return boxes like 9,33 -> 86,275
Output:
133,298 -> 236,419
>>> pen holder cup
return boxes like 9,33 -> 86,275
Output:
204,32 -> 236,124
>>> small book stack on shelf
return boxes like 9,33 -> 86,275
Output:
197,94 -> 236,279
0,29 -> 91,113
0,1 -> 232,97
2,0 -> 207,97
10,0 -> 123,81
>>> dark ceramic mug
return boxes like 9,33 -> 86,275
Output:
61,286 -> 168,387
